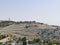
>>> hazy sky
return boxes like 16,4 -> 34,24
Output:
0,0 -> 60,25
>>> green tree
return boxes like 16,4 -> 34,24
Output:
48,41 -> 54,45
33,38 -> 41,45
17,37 -> 22,43
22,37 -> 27,45
0,42 -> 2,45
34,38 -> 40,43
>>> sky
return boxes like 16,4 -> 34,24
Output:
0,0 -> 60,25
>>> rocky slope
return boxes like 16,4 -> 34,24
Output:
0,21 -> 60,41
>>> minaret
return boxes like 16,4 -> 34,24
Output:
8,18 -> 10,21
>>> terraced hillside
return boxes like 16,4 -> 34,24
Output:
0,21 -> 60,41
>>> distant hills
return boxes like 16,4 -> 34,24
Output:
0,21 -> 15,27
0,20 -> 60,41
0,21 -> 44,27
